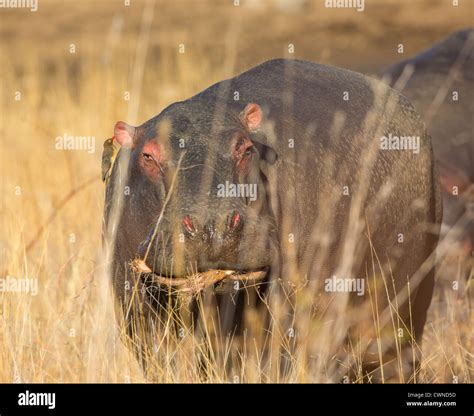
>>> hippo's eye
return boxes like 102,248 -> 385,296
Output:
142,152 -> 154,162
232,133 -> 256,174
243,146 -> 255,157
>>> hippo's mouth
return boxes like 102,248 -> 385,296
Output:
130,259 -> 268,300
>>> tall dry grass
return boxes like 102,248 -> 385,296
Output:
0,0 -> 472,382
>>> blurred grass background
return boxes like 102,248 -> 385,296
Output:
0,0 -> 472,382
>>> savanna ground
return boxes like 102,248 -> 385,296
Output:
0,0 -> 472,382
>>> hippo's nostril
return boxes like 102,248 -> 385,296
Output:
228,211 -> 243,232
182,215 -> 196,236
231,212 -> 240,228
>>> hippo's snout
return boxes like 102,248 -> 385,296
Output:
183,211 -> 244,261
136,209 -> 250,276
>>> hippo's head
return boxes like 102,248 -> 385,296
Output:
106,101 -> 278,277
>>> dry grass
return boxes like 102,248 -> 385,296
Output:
0,0 -> 472,383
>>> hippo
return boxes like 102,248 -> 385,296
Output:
102,59 -> 442,382
382,29 -> 473,256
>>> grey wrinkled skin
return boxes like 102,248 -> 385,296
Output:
381,29 -> 474,251
104,59 -> 442,381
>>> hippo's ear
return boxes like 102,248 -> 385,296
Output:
114,121 -> 136,147
240,103 -> 278,164
240,103 -> 263,131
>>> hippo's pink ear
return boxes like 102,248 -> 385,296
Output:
114,121 -> 136,147
240,103 -> 263,131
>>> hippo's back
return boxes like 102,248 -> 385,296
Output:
193,59 -> 423,153
382,29 -> 474,177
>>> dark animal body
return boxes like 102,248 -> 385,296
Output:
103,59 -> 442,381
382,29 -> 474,254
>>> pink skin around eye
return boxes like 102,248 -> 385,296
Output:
232,134 -> 254,174
140,139 -> 164,181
